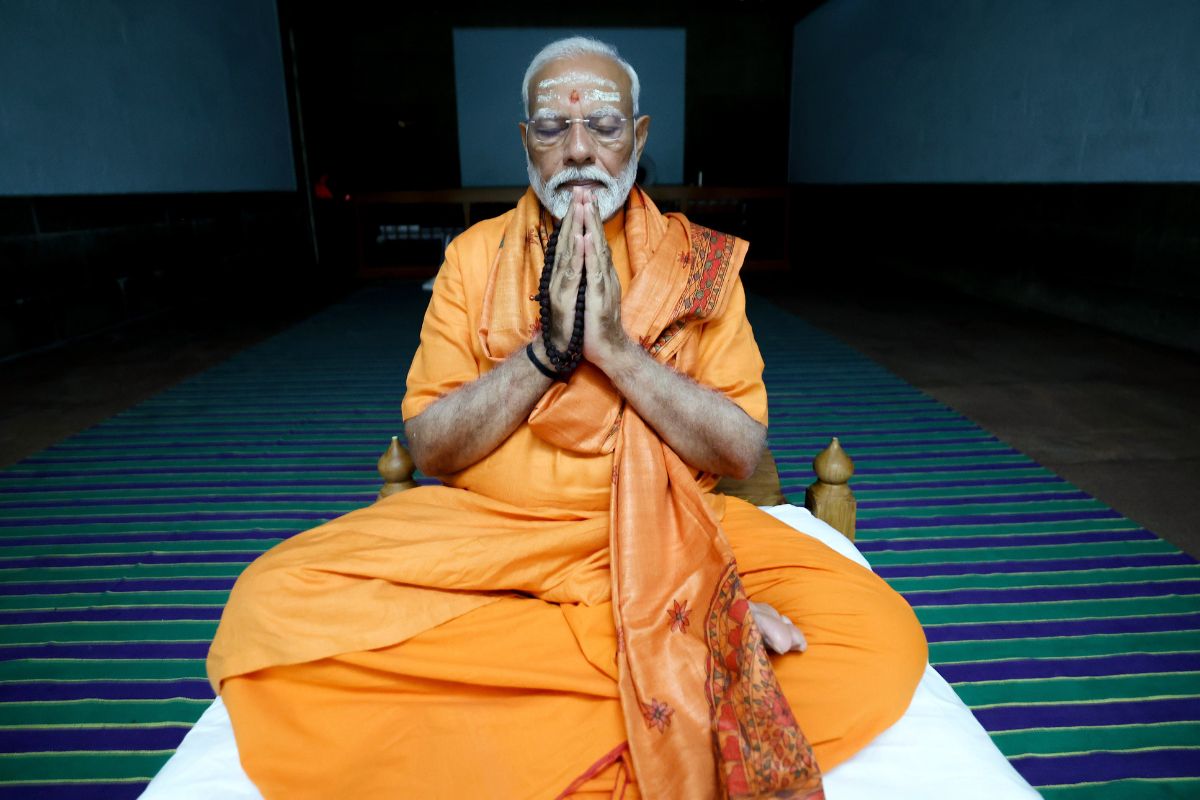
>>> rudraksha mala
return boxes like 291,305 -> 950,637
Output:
533,221 -> 586,378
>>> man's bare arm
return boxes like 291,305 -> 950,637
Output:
406,190 -> 590,477
577,195 -> 765,479
404,336 -> 553,476
600,340 -> 766,479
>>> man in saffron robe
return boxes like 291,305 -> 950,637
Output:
208,36 -> 927,799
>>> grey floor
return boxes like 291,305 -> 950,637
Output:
3,284 -> 1198,559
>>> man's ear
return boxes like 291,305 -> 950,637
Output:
518,121 -> 528,151
634,115 -> 651,161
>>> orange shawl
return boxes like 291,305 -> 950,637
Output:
481,188 -> 823,799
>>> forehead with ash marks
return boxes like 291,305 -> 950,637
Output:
536,71 -> 619,90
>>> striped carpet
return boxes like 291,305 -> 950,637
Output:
1,282 -> 1197,798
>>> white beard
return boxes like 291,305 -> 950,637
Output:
526,139 -> 640,221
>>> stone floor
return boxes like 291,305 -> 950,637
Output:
4,279 -> 1198,560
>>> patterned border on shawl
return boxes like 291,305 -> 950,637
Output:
704,563 -> 825,800
648,224 -> 737,356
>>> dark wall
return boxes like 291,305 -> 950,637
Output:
0,0 -> 296,195
787,1 -> 1200,351
789,0 -> 1200,183
0,193 -> 315,359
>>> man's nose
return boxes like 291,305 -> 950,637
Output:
562,120 -> 596,167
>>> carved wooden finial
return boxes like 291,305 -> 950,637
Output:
813,436 -> 854,485
805,437 -> 857,541
377,435 -> 418,501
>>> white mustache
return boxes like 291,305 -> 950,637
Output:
546,167 -> 617,194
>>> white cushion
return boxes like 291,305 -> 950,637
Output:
141,505 -> 1038,800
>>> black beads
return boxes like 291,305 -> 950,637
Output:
534,222 -> 585,379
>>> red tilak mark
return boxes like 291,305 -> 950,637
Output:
569,88 -> 580,103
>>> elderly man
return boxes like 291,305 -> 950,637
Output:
208,37 -> 926,799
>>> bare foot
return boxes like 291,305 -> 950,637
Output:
749,601 -> 807,655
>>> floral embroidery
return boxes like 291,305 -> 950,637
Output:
641,698 -> 674,732
667,599 -> 691,634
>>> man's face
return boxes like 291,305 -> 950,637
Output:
520,53 -> 650,221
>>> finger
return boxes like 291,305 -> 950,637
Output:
582,205 -> 606,277
555,198 -> 577,271
582,231 -> 596,277
782,616 -> 807,653
760,620 -> 787,655
572,231 -> 584,275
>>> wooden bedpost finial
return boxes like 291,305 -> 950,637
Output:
377,435 -> 418,501
806,437 -> 857,541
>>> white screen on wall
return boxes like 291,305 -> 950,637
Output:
0,0 -> 296,195
453,28 -> 685,187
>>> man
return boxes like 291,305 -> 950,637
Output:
208,37 -> 926,799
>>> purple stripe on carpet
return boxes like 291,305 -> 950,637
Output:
853,463 -> 1042,476
0,493 -> 374,510
875,552 -> 1195,578
0,511 -> 340,527
0,606 -> 224,624
852,477 -> 1065,491
0,553 -> 258,569
776,436 -> 1000,450
857,529 -> 1158,551
937,652 -> 1200,683
779,448 -> 1022,465
0,679 -> 214,702
22,451 -> 376,465
901,579 -> 1200,606
0,642 -> 211,660
0,465 -> 376,478
0,578 -> 235,597
0,784 -> 144,800
755,407 -> 960,419
858,490 -> 1091,508
771,423 -> 975,435
975,696 -> 1200,731
0,529 -> 291,547
858,509 -> 1121,529
4,726 -> 185,753
0,478 -> 375,493
925,612 -> 1200,643
51,439 -> 391,450
75,417 -> 399,428
1011,748 -> 1200,785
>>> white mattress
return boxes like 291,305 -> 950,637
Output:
141,505 -> 1039,799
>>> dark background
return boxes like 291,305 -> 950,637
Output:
0,0 -> 1196,362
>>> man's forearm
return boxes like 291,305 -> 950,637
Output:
602,342 -> 766,479
404,338 -> 554,476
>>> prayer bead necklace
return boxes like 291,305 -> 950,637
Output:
535,222 -> 586,378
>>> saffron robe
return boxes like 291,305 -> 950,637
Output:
208,188 -> 927,799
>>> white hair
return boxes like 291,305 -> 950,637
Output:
521,36 -> 640,118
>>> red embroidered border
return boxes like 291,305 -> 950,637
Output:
704,564 -> 824,799
648,223 -> 737,355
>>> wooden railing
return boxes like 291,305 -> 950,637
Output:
377,436 -> 856,540
352,185 -> 790,278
